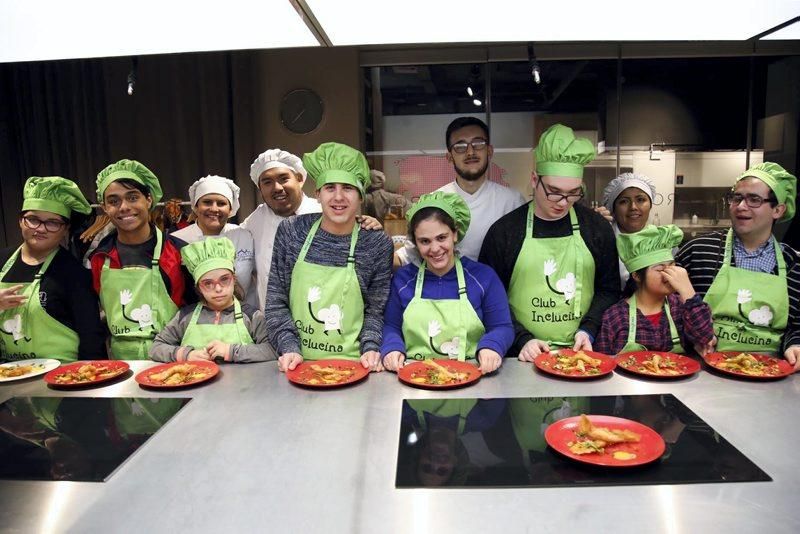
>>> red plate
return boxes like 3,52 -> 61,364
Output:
616,351 -> 701,378
286,359 -> 369,388
545,415 -> 665,467
44,360 -> 130,387
534,349 -> 616,379
704,351 -> 793,379
398,359 -> 481,389
135,361 -> 219,388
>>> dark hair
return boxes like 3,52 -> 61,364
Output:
408,207 -> 458,244
445,117 -> 490,148
622,267 -> 649,298
104,178 -> 151,199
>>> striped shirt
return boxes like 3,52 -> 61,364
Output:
675,231 -> 800,351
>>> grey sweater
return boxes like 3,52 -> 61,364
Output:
150,302 -> 276,363
265,213 -> 394,355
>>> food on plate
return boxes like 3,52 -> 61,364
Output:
549,351 -> 602,375
715,353 -> 781,376
566,414 -> 641,456
299,364 -> 355,385
621,353 -> 682,375
148,364 -> 212,385
53,364 -> 123,384
409,359 -> 470,385
613,451 -> 637,460
0,363 -> 43,378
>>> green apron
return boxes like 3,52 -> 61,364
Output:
99,228 -> 178,360
288,219 -> 363,360
703,230 -> 788,353
180,299 -> 254,350
619,295 -> 684,354
0,247 -> 80,362
509,397 -> 589,467
407,398 -> 477,435
402,259 -> 485,362
112,398 -> 187,438
508,204 -> 595,346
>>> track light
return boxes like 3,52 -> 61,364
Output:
127,57 -> 138,96
467,86 -> 474,97
472,98 -> 482,107
532,63 -> 541,85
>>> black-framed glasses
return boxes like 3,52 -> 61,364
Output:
21,215 -> 66,233
537,178 -> 584,203
726,192 -> 775,208
449,139 -> 488,154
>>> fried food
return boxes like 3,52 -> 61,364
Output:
409,359 -> 470,385
148,364 -> 211,385
549,351 -> 602,375
622,354 -> 682,375
0,363 -> 42,378
567,414 -> 641,456
717,353 -> 781,376
300,364 -> 355,385
54,364 -> 123,384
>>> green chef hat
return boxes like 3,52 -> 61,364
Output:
617,224 -> 684,273
181,237 -> 236,282
302,142 -> 370,197
406,191 -> 471,241
736,162 -> 796,222
534,124 -> 596,179
96,159 -> 163,207
22,176 -> 92,218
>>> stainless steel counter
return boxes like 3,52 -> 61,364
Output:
1,360 -> 799,534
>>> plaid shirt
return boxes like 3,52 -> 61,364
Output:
595,294 -> 714,355
733,235 -> 777,274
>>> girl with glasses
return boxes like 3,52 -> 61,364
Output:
150,237 -> 275,363
0,177 -> 106,362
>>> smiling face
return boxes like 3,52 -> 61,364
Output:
532,174 -> 583,220
614,187 -> 652,233
258,167 -> 304,217
194,193 -> 231,235
18,210 -> 68,255
197,268 -> 235,310
316,183 -> 361,234
446,124 -> 493,183
730,177 -> 784,243
413,215 -> 457,277
101,181 -> 152,238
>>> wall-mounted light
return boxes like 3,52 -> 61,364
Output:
466,86 -> 474,97
472,98 -> 482,107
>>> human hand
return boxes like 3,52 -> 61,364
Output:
360,350 -> 383,372
278,352 -> 303,372
0,285 -> 26,311
206,340 -> 231,362
518,339 -> 551,362
187,349 -> 212,361
357,215 -> 383,231
784,345 -> 800,372
693,335 -> 717,358
573,330 -> 593,352
594,205 -> 613,223
661,265 -> 695,301
382,351 -> 406,372
477,348 -> 502,374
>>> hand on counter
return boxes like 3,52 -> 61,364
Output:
784,345 -> 800,372
382,351 -> 405,372
206,341 -> 231,362
360,350 -> 383,372
518,339 -> 551,362
278,352 -> 303,372
572,330 -> 593,352
477,348 -> 502,374
693,335 -> 717,358
188,349 -> 212,361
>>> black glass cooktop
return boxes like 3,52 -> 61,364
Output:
0,396 -> 190,482
396,394 -> 770,488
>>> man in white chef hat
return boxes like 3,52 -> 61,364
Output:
241,149 -> 381,311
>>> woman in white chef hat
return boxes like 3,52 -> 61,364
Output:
172,175 -> 257,305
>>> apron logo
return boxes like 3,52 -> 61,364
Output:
120,289 -> 154,330
736,289 -> 774,327
307,286 -> 343,335
543,259 -> 576,304
0,314 -> 31,344
427,320 -> 459,359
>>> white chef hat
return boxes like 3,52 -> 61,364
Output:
188,175 -> 241,216
249,148 -> 307,186
602,172 -> 657,212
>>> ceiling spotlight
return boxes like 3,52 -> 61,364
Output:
532,63 -> 541,85
472,98 -> 482,107
467,86 -> 474,97
127,57 -> 138,96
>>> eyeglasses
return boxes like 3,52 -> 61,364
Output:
537,179 -> 584,203
22,215 -> 66,233
198,274 -> 234,291
726,192 -> 775,208
104,192 -> 144,208
449,139 -> 488,154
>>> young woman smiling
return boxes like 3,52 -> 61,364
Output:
381,192 -> 513,374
